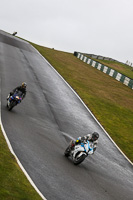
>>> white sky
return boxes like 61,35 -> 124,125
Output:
1,0 -> 133,63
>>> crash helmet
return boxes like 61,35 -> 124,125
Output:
92,132 -> 99,141
21,82 -> 27,88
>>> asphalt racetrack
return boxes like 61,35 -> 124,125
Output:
0,30 -> 133,200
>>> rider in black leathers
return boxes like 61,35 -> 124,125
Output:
7,82 -> 27,100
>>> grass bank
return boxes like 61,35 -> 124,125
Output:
86,57 -> 133,79
31,42 -> 133,163
0,126 -> 42,200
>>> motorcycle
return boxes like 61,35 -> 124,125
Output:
64,140 -> 94,165
7,91 -> 23,111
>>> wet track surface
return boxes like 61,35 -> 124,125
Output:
0,30 -> 133,200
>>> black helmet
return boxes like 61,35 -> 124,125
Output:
22,82 -> 27,88
92,132 -> 99,141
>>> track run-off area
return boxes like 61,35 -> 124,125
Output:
0,30 -> 133,200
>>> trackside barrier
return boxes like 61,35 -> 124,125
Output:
74,52 -> 133,90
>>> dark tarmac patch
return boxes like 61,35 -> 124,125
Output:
0,33 -> 34,53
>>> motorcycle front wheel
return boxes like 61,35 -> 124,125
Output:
8,101 -> 16,111
73,154 -> 86,165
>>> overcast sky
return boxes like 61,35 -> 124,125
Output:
1,0 -> 133,63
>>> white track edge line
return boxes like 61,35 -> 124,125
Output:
31,45 -> 133,166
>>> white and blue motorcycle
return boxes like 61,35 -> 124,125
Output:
64,140 -> 94,165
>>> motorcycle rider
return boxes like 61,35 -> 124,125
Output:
7,82 -> 27,100
69,132 -> 99,153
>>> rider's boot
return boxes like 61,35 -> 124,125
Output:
7,94 -> 10,100
69,140 -> 75,151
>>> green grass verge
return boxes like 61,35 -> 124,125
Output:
0,126 -> 42,200
30,42 -> 133,163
